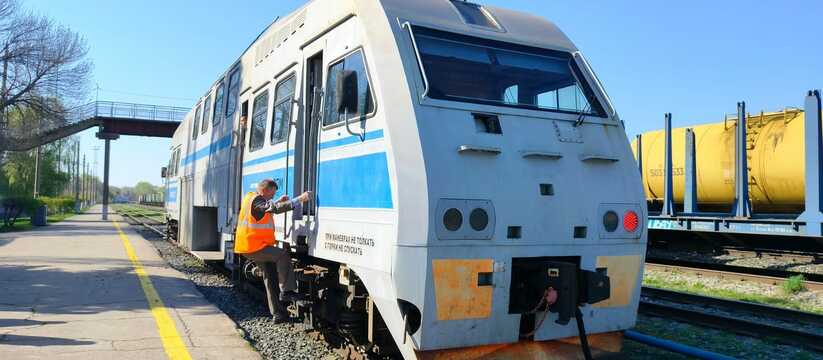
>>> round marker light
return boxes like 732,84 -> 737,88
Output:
603,211 -> 619,232
623,210 -> 639,232
443,208 -> 463,231
469,208 -> 489,231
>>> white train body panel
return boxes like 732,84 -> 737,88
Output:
164,0 -> 647,357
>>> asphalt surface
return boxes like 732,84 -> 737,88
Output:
0,206 -> 259,359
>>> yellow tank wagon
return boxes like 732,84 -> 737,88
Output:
632,109 -> 805,213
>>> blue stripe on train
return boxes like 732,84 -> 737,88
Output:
183,130 -> 385,168
166,186 -> 178,203
242,129 -> 385,168
182,134 -> 233,166
241,152 -> 393,209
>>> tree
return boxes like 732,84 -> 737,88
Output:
133,181 -> 158,197
0,0 -> 92,131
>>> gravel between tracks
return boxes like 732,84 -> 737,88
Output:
648,248 -> 823,275
129,224 -> 340,360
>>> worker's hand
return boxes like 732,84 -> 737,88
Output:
277,195 -> 289,203
297,191 -> 313,203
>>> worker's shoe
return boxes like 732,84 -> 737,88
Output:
279,291 -> 306,303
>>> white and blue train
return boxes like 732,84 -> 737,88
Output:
163,0 -> 647,358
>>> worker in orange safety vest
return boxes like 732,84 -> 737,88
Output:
235,178 -> 311,323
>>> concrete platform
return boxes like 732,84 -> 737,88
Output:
0,206 -> 259,359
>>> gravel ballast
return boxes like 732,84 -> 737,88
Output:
129,224 -> 340,360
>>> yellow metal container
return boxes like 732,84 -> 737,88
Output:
631,109 -> 805,212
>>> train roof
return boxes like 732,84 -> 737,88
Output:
182,0 -> 578,124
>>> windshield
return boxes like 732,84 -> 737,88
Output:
413,27 -> 605,117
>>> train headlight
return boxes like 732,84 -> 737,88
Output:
623,210 -> 639,232
443,208 -> 463,231
436,199 -> 495,240
469,208 -> 489,231
603,211 -> 619,232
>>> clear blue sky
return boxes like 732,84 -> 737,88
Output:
25,0 -> 823,187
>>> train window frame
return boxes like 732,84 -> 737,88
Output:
248,90 -> 269,152
201,94 -> 212,134
191,104 -> 202,140
271,73 -> 296,145
409,26 -> 606,118
212,81 -> 225,125
170,147 -> 181,177
322,47 -> 377,129
225,68 -> 241,119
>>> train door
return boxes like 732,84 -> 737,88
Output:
227,95 -> 250,230
297,49 -> 324,218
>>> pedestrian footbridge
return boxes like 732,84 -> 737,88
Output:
0,101 -> 187,152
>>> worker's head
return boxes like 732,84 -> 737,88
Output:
256,179 -> 278,200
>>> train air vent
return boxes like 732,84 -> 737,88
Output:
473,113 -> 502,134
507,226 -> 522,239
449,0 -> 502,30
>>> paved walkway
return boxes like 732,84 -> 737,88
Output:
0,206 -> 259,359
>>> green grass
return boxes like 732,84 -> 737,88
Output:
643,273 -> 823,314
0,211 -> 79,233
782,275 -> 806,295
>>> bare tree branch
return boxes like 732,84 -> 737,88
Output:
0,3 -> 92,133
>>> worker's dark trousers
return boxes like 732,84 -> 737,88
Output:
244,245 -> 297,316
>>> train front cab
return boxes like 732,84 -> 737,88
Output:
366,1 -> 649,358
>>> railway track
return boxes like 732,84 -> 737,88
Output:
640,287 -> 823,353
645,258 -> 823,291
115,205 -> 166,237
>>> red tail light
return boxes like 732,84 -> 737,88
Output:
623,210 -> 639,232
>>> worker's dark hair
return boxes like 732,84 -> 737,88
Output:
257,179 -> 278,192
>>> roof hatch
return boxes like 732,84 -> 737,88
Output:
449,0 -> 502,30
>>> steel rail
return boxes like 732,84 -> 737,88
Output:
642,287 -> 823,326
116,207 -> 165,237
645,259 -> 823,291
639,297 -> 823,353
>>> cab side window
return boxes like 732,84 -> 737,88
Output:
271,75 -> 295,144
323,49 -> 375,126
249,90 -> 269,152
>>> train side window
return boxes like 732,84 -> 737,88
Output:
191,104 -> 202,140
226,69 -> 241,119
171,148 -> 180,176
323,49 -> 375,126
249,90 -> 269,152
201,95 -> 212,134
271,74 -> 295,144
213,82 -> 225,125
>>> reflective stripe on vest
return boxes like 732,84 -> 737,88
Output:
237,220 -> 276,229
234,192 -> 276,254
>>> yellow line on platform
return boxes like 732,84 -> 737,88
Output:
113,220 -> 193,360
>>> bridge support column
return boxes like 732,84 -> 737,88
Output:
96,132 -> 119,221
